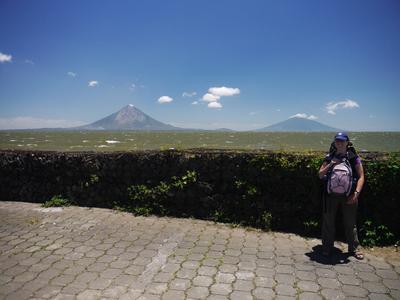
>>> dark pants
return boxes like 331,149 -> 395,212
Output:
322,194 -> 360,252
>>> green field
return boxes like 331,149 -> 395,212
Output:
0,131 -> 399,152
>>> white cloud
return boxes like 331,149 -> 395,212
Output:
326,99 -> 360,115
24,59 -> 34,65
0,117 -> 86,129
208,86 -> 240,96
129,83 -> 136,91
291,113 -> 308,119
249,111 -> 263,116
192,101 -> 199,105
158,96 -> 173,104
0,52 -> 12,63
202,93 -> 221,102
67,71 -> 77,77
290,113 -> 318,120
183,91 -> 197,97
208,102 -> 222,109
88,80 -> 98,87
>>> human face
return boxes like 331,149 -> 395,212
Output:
335,139 -> 348,153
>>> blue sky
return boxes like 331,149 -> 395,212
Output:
1,0 -> 399,131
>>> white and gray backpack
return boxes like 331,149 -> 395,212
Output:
327,157 -> 354,196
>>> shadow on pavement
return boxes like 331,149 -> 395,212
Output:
306,245 -> 351,265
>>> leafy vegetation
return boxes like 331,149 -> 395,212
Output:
360,220 -> 396,247
42,195 -> 73,207
122,170 -> 198,216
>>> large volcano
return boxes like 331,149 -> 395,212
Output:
77,104 -> 180,130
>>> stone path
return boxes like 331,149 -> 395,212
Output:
0,201 -> 399,300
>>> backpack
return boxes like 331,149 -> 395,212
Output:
326,157 -> 354,196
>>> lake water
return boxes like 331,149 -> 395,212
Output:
0,131 -> 399,152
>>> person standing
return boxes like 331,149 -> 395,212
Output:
318,132 -> 365,259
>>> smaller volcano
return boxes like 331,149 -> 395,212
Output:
257,117 -> 340,132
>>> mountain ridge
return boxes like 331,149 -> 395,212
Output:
256,117 -> 340,132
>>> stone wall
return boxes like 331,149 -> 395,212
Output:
0,150 -> 398,243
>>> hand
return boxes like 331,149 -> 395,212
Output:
347,192 -> 359,205
331,158 -> 340,165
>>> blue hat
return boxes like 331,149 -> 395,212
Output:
334,132 -> 349,141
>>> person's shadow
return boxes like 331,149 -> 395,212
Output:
305,245 -> 351,265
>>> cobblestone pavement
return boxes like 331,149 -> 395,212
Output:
0,202 -> 399,300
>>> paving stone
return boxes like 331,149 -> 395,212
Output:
368,293 -> 392,300
99,267 -> 123,279
87,277 -> 112,290
153,272 -> 174,283
256,259 -> 276,269
161,263 -> 180,273
145,282 -> 168,295
76,289 -> 101,300
298,292 -> 323,300
376,269 -> 399,279
182,260 -> 201,269
275,284 -> 297,296
114,274 -> 138,286
193,275 -> 213,287
218,264 -> 237,273
100,285 -> 127,298
252,287 -> 275,299
275,274 -> 295,285
215,272 -> 235,284
320,288 -> 346,300
316,268 -> 337,278
342,285 -> 369,297
333,265 -> 355,275
362,281 -> 389,293
13,271 -> 37,282
235,270 -> 255,280
230,290 -> 253,300
169,278 -> 191,290
390,290 -> 400,300
187,286 -> 209,299
357,271 -> 381,282
53,293 -> 75,300
61,283 -> 87,295
162,290 -> 185,300
34,285 -> 63,299
206,295 -> 229,300
338,274 -> 361,285
4,289 -> 33,300
175,268 -> 197,280
210,283 -> 232,295
297,280 -> 320,292
234,279 -> 255,291
254,276 -> 276,288
238,260 -> 257,271
369,260 -> 392,270
318,277 -> 341,289
296,270 -> 317,281
51,274 -> 75,286
382,278 -> 400,290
